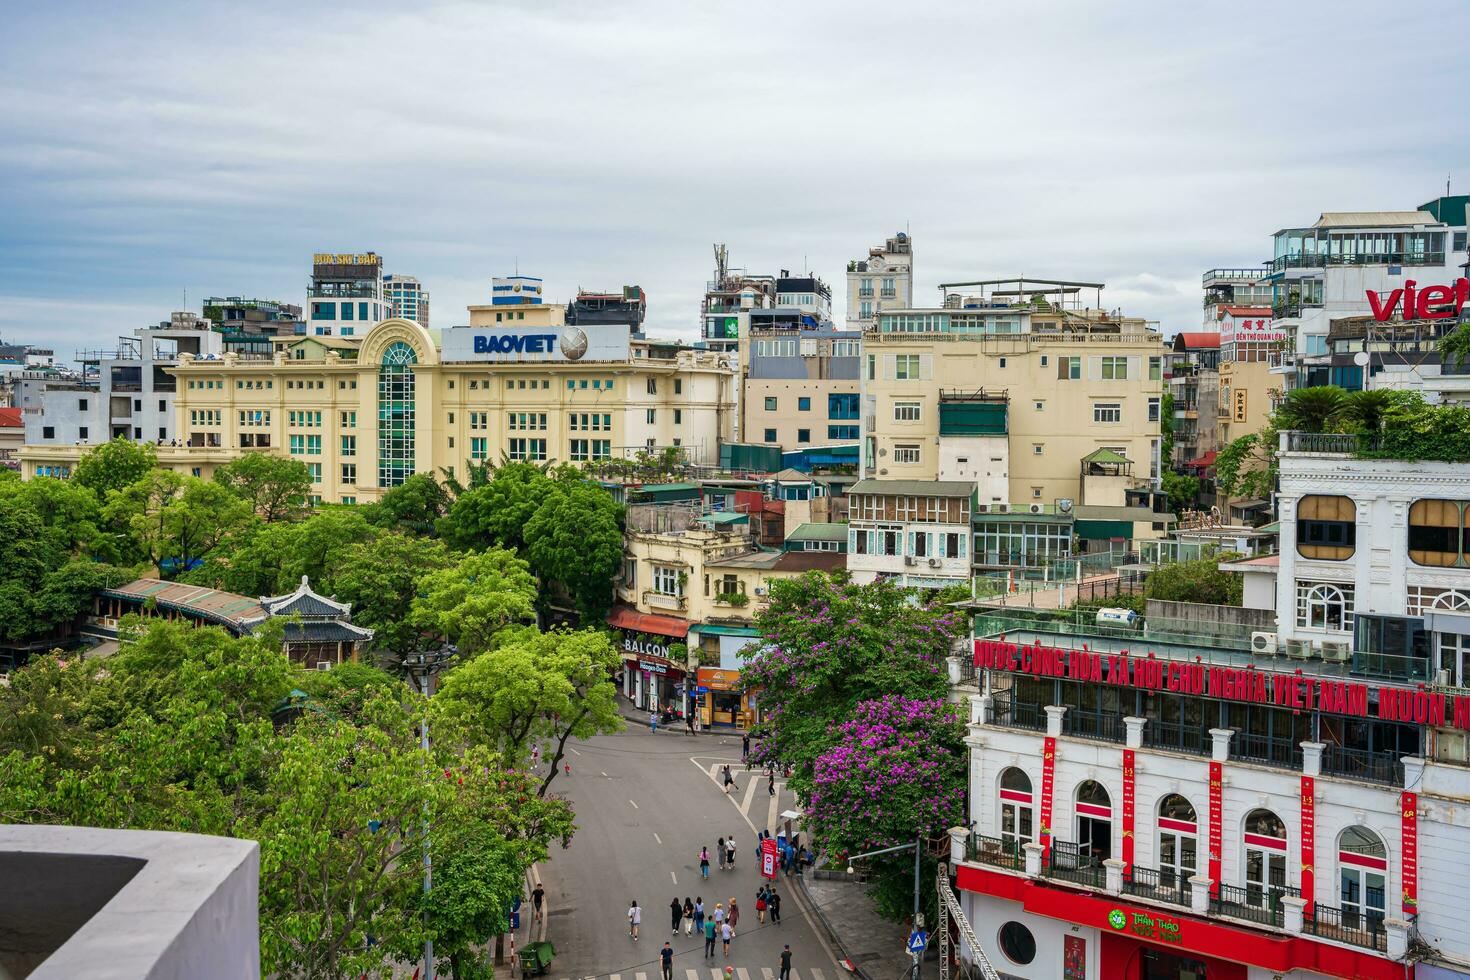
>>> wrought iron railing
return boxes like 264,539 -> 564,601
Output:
1231,732 -> 1303,770
1121,864 -> 1192,907
1062,711 -> 1124,744
1043,841 -> 1106,889
1141,720 -> 1210,757
991,695 -> 1046,733
966,833 -> 1024,872
1305,902 -> 1387,952
1210,881 -> 1299,928
1320,745 -> 1402,786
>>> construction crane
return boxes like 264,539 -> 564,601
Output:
936,863 -> 1002,980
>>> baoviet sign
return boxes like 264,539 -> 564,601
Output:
974,638 -> 1470,731
1367,277 -> 1469,321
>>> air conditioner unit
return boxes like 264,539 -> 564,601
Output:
993,504 -> 1009,514
1434,728 -> 1470,764
1283,638 -> 1315,660
753,587 -> 767,596
977,504 -> 990,514
927,558 -> 941,567
1319,640 -> 1350,663
315,661 -> 333,671
904,556 -> 918,566
1029,503 -> 1045,514
1250,631 -> 1278,655
1438,668 -> 1454,686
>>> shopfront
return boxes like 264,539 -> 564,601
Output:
607,606 -> 690,715
697,667 -> 756,729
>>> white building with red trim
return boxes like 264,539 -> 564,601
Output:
948,436 -> 1470,979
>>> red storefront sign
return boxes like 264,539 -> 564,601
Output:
1367,277 -> 1469,321
1040,736 -> 1056,863
1402,791 -> 1418,915
1208,761 -> 1223,898
760,837 -> 778,879
1300,776 -> 1315,916
1121,749 -> 1135,880
973,638 -> 1470,731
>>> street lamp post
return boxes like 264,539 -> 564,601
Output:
402,645 -> 455,980
846,834 -> 925,980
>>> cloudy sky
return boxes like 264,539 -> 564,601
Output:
2,0 -> 1467,355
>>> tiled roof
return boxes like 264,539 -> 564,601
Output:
259,576 -> 350,618
0,407 -> 22,428
849,479 -> 974,497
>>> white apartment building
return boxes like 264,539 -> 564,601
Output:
23,313 -> 222,457
951,438 -> 1470,979
846,232 -> 913,330
846,478 -> 972,589
306,252 -> 391,337
382,274 -> 429,328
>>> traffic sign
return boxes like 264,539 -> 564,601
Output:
907,930 -> 928,953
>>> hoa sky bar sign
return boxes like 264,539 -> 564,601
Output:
974,638 -> 1470,731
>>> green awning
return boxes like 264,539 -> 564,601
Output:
1081,448 -> 1131,465
939,401 -> 1007,436
691,624 -> 763,637
1076,519 -> 1133,541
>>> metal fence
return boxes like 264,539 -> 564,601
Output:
1043,842 -> 1106,889
1231,732 -> 1303,769
1141,720 -> 1210,757
1305,902 -> 1387,952
1121,864 -> 1192,907
967,834 -> 1024,872
1320,745 -> 1402,786
1210,882 -> 1299,928
991,694 -> 1046,733
1062,711 -> 1125,744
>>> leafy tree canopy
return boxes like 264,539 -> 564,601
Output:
523,477 -> 625,621
331,532 -> 456,657
365,473 -> 453,537
103,470 -> 253,578
440,462 -> 551,552
1145,555 -> 1243,606
72,438 -> 156,498
409,548 -> 538,655
214,453 -> 313,523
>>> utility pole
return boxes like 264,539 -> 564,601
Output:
846,835 -> 926,980
404,645 -> 455,980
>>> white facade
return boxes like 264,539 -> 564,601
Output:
845,233 -> 913,330
306,253 -> 389,337
938,435 -> 1010,504
845,480 -> 972,588
24,313 -> 222,451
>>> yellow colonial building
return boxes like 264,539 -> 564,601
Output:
21,318 -> 737,502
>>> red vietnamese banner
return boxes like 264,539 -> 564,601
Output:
1122,749 -> 1136,880
1208,761 -> 1223,898
760,837 -> 779,879
1402,792 -> 1418,915
1300,776 -> 1315,916
973,638 -> 1470,731
1041,736 -> 1056,863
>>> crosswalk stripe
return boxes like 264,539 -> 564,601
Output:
740,775 -> 759,815
635,973 -> 647,980
761,969 -> 775,980
766,792 -> 780,832
687,970 -> 702,980
611,974 -> 621,980
809,968 -> 827,980
736,969 -> 752,980
709,763 -> 722,779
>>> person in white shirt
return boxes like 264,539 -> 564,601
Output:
628,900 -> 641,940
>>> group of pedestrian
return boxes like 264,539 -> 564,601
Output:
667,894 -> 741,958
713,836 -> 738,870
754,883 -> 781,924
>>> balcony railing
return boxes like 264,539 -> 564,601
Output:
1202,268 -> 1270,284
880,288 -> 897,298
1043,842 -> 1106,889
1282,431 -> 1370,454
1141,720 -> 1210,757
967,833 -> 1024,872
307,286 -> 378,299
1061,711 -> 1123,744
1231,732 -> 1303,769
1121,864 -> 1192,908
1210,882 -> 1299,928
1320,745 -> 1402,786
991,696 -> 1046,733
858,290 -> 874,299
1304,902 -> 1387,952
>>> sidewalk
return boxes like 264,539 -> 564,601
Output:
796,873 -> 909,980
615,696 -> 747,738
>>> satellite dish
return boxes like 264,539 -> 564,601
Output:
1353,351 -> 1371,367
1057,498 -> 1074,514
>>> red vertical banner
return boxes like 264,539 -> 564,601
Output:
1208,761 -> 1223,898
1402,791 -> 1419,915
1300,776 -> 1316,916
760,838 -> 778,879
1040,736 -> 1056,863
1121,749 -> 1136,880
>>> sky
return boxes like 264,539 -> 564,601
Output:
2,0 -> 1468,356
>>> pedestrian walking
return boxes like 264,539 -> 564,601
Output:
742,733 -> 750,760
682,897 -> 694,935
694,897 -> 705,935
670,896 -> 683,935
628,900 -> 641,941
699,846 -> 710,879
769,888 -> 782,924
779,944 -> 792,980
660,942 -> 674,980
685,713 -> 695,735
703,917 -> 717,958
717,837 -> 727,871
768,769 -> 776,797
728,898 -> 740,929
755,887 -> 767,924
649,710 -> 658,734
713,902 -> 724,927
721,920 -> 733,956
532,883 -> 544,923
725,837 -> 736,871
722,764 -> 735,794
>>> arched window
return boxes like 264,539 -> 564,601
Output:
998,768 -> 1033,849
1157,794 -> 1198,892
378,341 -> 417,488
1295,582 -> 1354,632
1338,826 -> 1387,929
1243,809 -> 1288,908
1297,495 -> 1356,560
1075,780 -> 1112,863
1408,499 -> 1467,567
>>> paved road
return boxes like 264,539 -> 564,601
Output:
530,724 -> 840,980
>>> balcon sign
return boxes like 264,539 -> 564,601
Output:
1367,277 -> 1470,321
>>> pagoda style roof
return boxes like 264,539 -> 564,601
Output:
258,576 -> 351,619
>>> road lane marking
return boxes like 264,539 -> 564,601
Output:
810,969 -> 828,980
569,747 -> 581,756
654,832 -> 662,844
630,799 -> 639,809
636,973 -> 647,980
740,777 -> 759,816
601,771 -> 609,777
762,969 -> 775,980
766,793 -> 780,832
687,971 -> 701,980
735,970 -> 751,980
670,870 -> 678,884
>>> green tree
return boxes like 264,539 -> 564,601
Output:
1159,390 -> 1175,465
1161,470 -> 1201,514
440,462 -> 550,551
433,628 -> 624,796
0,475 -> 110,559
332,533 -> 456,658
214,452 -> 313,522
409,548 -> 538,655
72,438 -> 156,498
1438,320 -> 1470,369
1214,432 -> 1275,501
104,471 -> 253,577
365,473 -> 452,536
1145,555 -> 1243,606
1274,385 -> 1345,433
0,504 -> 121,645
524,478 -> 624,621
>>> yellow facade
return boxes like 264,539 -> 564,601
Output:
741,376 -> 861,449
20,319 -> 737,502
1217,358 -> 1281,448
863,310 -> 1165,506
